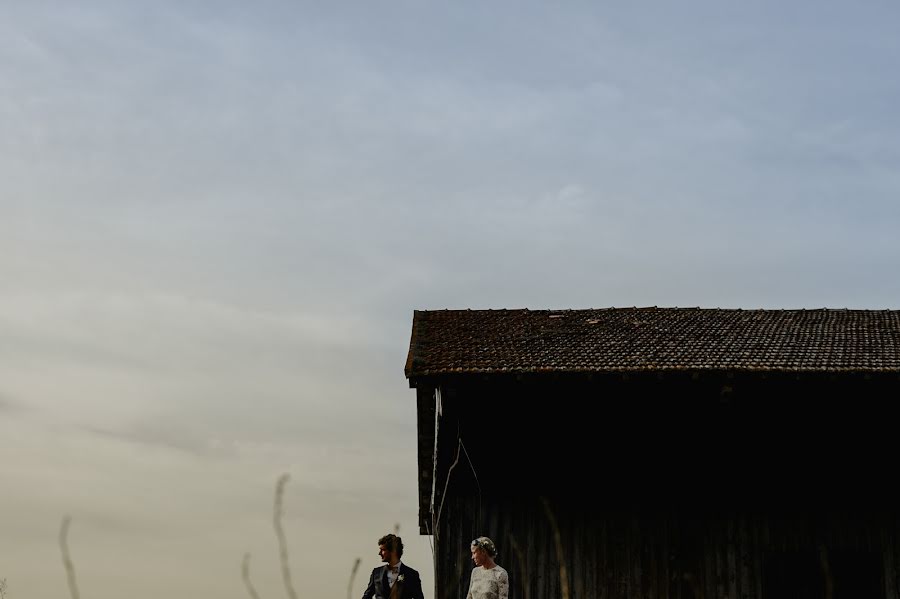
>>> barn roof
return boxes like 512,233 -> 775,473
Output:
404,308 -> 900,379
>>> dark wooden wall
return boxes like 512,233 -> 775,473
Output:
416,372 -> 900,599
434,496 -> 900,599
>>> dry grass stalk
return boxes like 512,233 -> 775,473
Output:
430,433 -> 483,599
59,516 -> 81,599
818,545 -> 834,599
507,534 -> 529,599
539,497 -> 570,599
274,474 -> 299,599
432,438 -> 462,543
347,557 -> 361,599
430,437 -> 462,599
433,437 -> 482,540
458,440 -> 482,529
242,553 -> 262,599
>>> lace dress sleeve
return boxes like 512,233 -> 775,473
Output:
497,567 -> 509,599
466,569 -> 475,599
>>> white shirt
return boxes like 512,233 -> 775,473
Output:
387,561 -> 403,587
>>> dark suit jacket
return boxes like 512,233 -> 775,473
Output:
361,563 -> 424,599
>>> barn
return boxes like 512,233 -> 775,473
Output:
404,308 -> 900,599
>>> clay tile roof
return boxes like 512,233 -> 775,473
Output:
404,308 -> 900,378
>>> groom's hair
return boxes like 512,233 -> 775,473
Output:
378,533 -> 404,558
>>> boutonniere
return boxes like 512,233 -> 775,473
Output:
397,574 -> 405,582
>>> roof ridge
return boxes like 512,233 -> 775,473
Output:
412,307 -> 900,312
406,308 -> 900,379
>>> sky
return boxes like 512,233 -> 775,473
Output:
2,1 -> 900,597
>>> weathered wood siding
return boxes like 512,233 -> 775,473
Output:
433,496 -> 900,599
419,374 -> 900,599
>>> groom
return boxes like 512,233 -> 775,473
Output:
361,533 -> 425,599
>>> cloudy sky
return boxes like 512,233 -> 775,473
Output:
2,1 -> 900,597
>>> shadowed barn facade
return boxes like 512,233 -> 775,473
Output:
405,308 -> 900,599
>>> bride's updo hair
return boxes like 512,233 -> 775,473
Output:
471,536 -> 498,558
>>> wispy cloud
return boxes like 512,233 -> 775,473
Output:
2,2 -> 900,597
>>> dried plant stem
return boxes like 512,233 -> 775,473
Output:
540,497 -> 570,599
507,534 -> 530,599
432,438 -> 462,543
819,545 -> 834,599
347,557 -> 361,599
59,516 -> 81,599
458,439 -> 482,529
430,431 -> 484,599
242,553 -> 262,599
274,474 -> 299,599
431,437 -> 462,599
